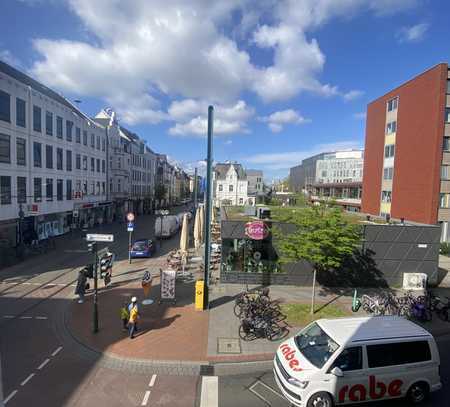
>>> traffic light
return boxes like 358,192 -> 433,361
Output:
87,242 -> 97,253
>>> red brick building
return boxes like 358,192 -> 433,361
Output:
361,63 -> 450,240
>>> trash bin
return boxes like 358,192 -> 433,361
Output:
195,280 -> 204,310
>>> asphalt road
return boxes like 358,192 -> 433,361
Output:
1,207 -> 203,407
218,334 -> 450,407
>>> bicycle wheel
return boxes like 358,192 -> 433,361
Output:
265,322 -> 283,341
239,323 -> 256,341
233,303 -> 243,318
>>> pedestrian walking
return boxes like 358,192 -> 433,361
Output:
128,301 -> 139,339
128,296 -> 139,332
120,301 -> 129,331
74,269 -> 87,304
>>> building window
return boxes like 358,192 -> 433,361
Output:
16,138 -> 26,165
45,145 -> 53,169
0,176 -> 11,204
83,181 -> 87,195
16,98 -> 26,127
56,148 -> 63,170
442,165 -> 450,180
56,116 -> 63,138
102,160 -> 105,173
118,179 -> 121,193
83,155 -> 87,170
83,130 -> 87,146
17,176 -> 26,204
229,185 -> 234,192
66,179 -> 72,200
447,80 -> 450,94
45,111 -> 53,136
66,150 -> 72,171
56,179 -> 63,201
96,158 -> 100,173
386,121 -> 397,134
102,138 -> 106,151
34,177 -> 42,202
381,190 -> 392,203
46,178 -> 53,201
0,90 -> 11,123
383,167 -> 393,180
91,157 -> 95,172
102,182 -> 105,194
440,193 -> 450,208
75,127 -> 81,143
91,134 -> 95,148
239,198 -> 243,204
76,154 -> 81,170
387,97 -> 398,112
91,181 -> 95,195
96,135 -> 100,150
384,144 -> 395,158
66,120 -> 73,142
0,134 -> 11,163
33,142 -> 42,167
444,137 -> 450,151
33,105 -> 42,132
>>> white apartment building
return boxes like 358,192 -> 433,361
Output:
0,60 -> 107,246
315,150 -> 364,184
213,163 -> 248,207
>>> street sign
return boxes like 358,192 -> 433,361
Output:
127,222 -> 134,232
86,234 -> 114,242
127,212 -> 135,222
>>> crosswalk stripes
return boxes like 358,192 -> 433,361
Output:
200,376 -> 218,407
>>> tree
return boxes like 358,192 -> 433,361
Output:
274,206 -> 361,314
155,184 -> 167,202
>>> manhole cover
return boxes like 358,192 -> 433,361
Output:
217,337 -> 241,354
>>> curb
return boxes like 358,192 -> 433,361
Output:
61,299 -> 275,376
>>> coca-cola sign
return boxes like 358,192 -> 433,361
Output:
245,221 -> 269,240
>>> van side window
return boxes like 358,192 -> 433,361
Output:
367,341 -> 431,368
331,347 -> 362,371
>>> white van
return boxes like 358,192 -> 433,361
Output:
274,316 -> 441,406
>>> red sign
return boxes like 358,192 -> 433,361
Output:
279,344 -> 302,372
245,221 -> 269,240
28,204 -> 39,214
127,212 -> 135,222
338,375 -> 403,403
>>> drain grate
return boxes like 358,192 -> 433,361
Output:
217,337 -> 241,354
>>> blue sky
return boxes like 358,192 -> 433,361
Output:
0,0 -> 446,180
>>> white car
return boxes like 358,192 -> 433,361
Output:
274,316 -> 441,406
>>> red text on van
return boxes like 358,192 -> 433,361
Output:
279,344 -> 303,372
338,375 -> 403,403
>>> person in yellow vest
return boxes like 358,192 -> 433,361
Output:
119,301 -> 129,332
128,297 -> 139,339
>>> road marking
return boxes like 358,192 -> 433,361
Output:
37,358 -> 50,370
149,374 -> 157,387
20,373 -> 35,386
200,376 -> 218,407
51,346 -> 63,356
4,390 -> 18,404
249,380 -> 286,406
35,316 -> 48,320
3,315 -> 14,318
141,390 -> 151,406
20,316 -> 33,319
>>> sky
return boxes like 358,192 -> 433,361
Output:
0,0 -> 447,181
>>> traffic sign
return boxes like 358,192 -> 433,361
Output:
127,212 -> 135,222
127,222 -> 134,232
86,234 -> 114,242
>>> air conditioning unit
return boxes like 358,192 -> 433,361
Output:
402,273 -> 427,290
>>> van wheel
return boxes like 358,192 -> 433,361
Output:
307,392 -> 333,407
407,382 -> 429,404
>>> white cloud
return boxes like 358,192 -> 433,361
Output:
343,90 -> 364,101
353,112 -> 367,120
168,99 -> 254,137
224,139 -> 233,145
246,140 -> 362,170
259,109 -> 311,133
0,50 -> 22,68
29,0 -> 421,125
396,22 -> 429,43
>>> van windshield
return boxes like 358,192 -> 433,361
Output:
294,322 -> 339,369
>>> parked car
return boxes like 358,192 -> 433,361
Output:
130,239 -> 155,258
274,316 -> 441,406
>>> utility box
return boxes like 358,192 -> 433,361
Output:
195,280 -> 204,310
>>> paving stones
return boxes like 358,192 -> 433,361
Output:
217,338 -> 241,354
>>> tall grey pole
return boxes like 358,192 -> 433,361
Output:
203,106 -> 213,310
193,167 -> 198,209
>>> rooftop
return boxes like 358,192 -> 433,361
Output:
317,316 -> 431,346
